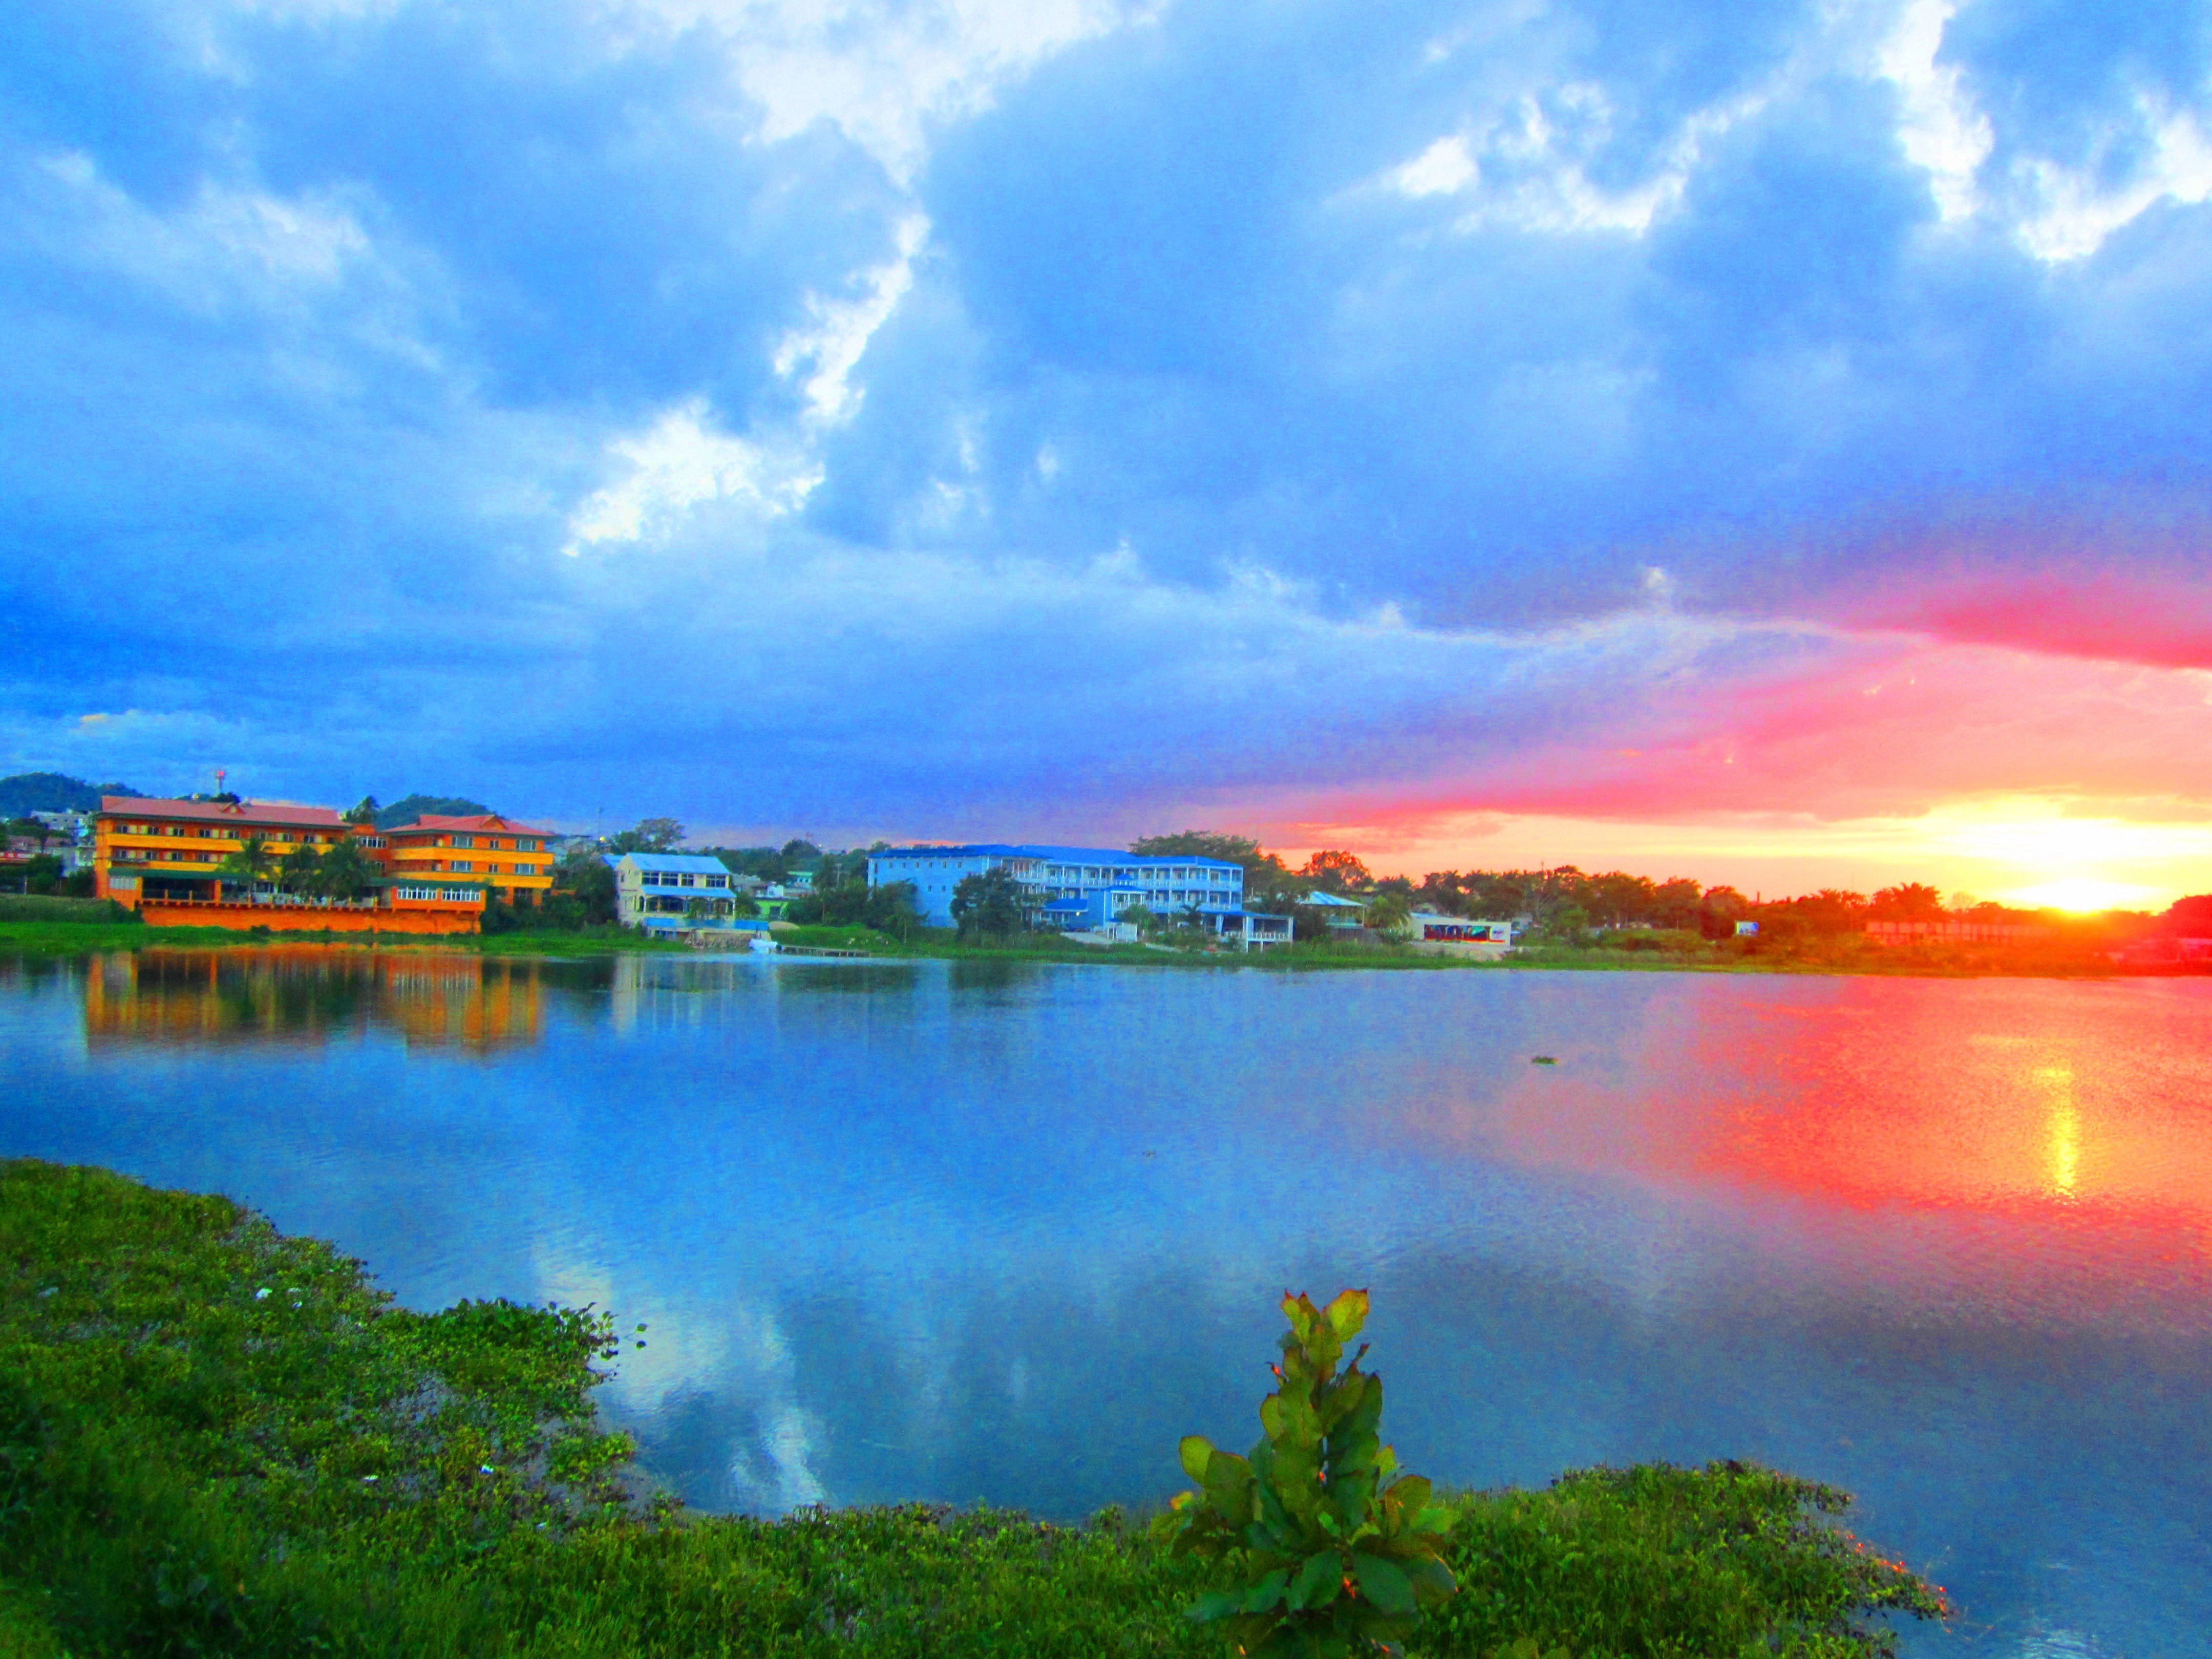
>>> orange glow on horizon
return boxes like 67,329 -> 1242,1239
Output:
1267,796 -> 2211,911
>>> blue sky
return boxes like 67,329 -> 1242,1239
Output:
5,0 -> 2211,899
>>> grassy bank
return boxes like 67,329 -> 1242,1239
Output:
2,1159 -> 1947,1657
0,908 -> 2145,977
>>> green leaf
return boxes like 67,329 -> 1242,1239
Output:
1350,1551 -> 1419,1616
1323,1288 -> 1369,1340
1384,1475 -> 1432,1519
1241,1567 -> 1292,1614
1289,1547 -> 1345,1610
1186,1590 -> 1241,1622
1180,1434 -> 1214,1483
1327,1426 -> 1380,1478
1402,1554 -> 1460,1606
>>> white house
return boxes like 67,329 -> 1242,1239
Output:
607,853 -> 760,934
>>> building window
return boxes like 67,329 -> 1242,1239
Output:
450,860 -> 474,873
706,874 -> 727,888
453,835 -> 475,848
678,874 -> 695,887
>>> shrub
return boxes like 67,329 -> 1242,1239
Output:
1170,1290 -> 1458,1656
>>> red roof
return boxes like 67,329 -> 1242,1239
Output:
98,796 -> 349,829
382,813 -> 554,837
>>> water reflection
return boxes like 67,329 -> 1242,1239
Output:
5,954 -> 2211,1656
83,949 -> 549,1052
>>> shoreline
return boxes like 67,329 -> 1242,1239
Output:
1,1158 -> 1950,1657
0,916 -> 2176,982
0,914 -> 2187,978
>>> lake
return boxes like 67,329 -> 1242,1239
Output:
5,948 -> 2209,1657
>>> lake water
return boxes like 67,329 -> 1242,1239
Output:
5,948 -> 2209,1657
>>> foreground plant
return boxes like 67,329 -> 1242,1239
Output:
1171,1289 -> 1458,1657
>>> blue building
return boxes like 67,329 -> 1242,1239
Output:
866,844 -> 1291,949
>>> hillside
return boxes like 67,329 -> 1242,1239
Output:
0,772 -> 138,815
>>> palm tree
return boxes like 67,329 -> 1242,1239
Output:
214,833 -> 274,900
277,839 -> 323,895
311,839 -> 376,903
1365,890 -> 1413,934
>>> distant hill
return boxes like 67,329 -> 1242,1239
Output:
375,794 -> 495,830
0,772 -> 140,815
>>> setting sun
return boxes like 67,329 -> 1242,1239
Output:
2006,877 -> 2159,913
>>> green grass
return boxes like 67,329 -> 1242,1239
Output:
0,909 -> 2140,979
1,1159 -> 1947,1658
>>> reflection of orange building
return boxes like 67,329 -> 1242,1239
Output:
376,955 -> 544,1049
82,949 -> 544,1052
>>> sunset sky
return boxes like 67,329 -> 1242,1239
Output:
4,0 -> 2210,904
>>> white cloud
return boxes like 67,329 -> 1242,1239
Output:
773,214 -> 928,424
562,398 -> 820,555
1381,79 -> 1773,238
597,0 -> 1148,184
2013,98 -> 2212,262
1874,0 -> 1992,224
22,151 -> 376,307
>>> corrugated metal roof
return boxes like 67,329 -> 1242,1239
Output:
871,843 -> 1243,870
385,813 -> 554,836
99,796 -> 348,828
608,853 -> 734,874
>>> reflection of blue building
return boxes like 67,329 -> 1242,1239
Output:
866,844 -> 1290,948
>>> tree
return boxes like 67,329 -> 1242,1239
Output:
215,834 -> 274,897
1298,849 -> 1372,892
345,796 -> 380,825
950,866 -> 1024,937
1869,883 -> 1946,921
1364,890 -> 1412,933
1651,878 -> 1704,929
607,818 -> 684,855
374,794 -> 490,830
863,880 -> 922,940
2160,894 -> 2212,935
312,839 -> 377,901
14,853 -> 63,895
554,848 -> 617,924
1134,832 -> 1290,894
1698,885 -> 1750,939
781,838 -> 822,862
276,840 -> 323,894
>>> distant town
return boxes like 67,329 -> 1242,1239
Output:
2,770 -> 2205,968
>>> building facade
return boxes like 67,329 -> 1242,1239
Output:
375,814 -> 555,909
865,844 -> 1291,949
609,852 -> 757,933
1405,912 -> 1514,958
92,797 -> 551,932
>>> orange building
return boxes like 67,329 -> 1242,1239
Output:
372,813 -> 556,909
91,796 -> 553,933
